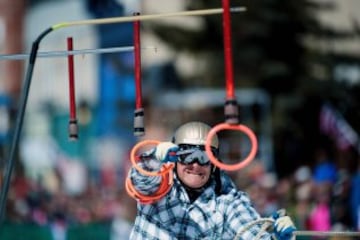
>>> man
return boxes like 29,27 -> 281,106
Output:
128,121 -> 296,239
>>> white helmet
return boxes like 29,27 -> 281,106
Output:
173,121 -> 219,149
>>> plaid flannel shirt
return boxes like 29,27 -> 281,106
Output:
128,159 -> 273,240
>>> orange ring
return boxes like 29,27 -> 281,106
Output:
130,139 -> 175,177
205,123 -> 258,171
125,170 -> 173,204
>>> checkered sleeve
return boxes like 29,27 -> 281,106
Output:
129,158 -> 163,195
223,190 -> 272,239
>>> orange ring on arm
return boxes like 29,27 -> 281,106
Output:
130,139 -> 175,177
205,123 -> 258,171
125,170 -> 173,204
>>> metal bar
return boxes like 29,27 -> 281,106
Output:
134,13 -> 142,110
0,46 -> 158,61
54,7 -> 246,29
67,37 -> 78,141
0,26 -> 53,229
294,230 -> 360,237
235,218 -> 360,239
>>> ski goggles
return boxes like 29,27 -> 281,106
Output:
177,144 -> 218,166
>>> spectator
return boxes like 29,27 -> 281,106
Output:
350,157 -> 360,230
312,147 -> 338,185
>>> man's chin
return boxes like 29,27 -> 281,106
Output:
183,174 -> 207,188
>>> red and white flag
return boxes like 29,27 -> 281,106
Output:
319,103 -> 359,151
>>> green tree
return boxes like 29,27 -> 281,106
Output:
143,0 -> 360,176
143,0 -> 356,96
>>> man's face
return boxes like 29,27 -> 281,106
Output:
176,161 -> 212,189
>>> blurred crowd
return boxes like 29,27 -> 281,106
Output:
1,144 -> 360,240
234,147 -> 360,240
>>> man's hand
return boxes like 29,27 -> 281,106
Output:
154,142 -> 179,163
273,209 -> 296,240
